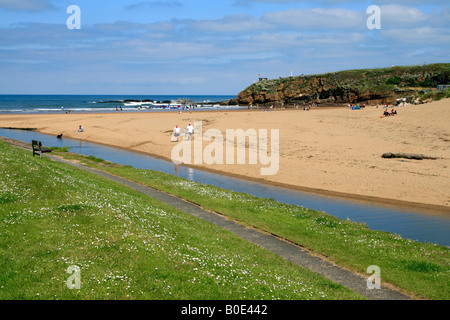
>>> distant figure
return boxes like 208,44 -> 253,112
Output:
57,134 -> 63,139
172,125 -> 181,142
186,122 -> 194,140
391,109 -> 397,115
77,125 -> 84,132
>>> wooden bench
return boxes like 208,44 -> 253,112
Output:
32,140 -> 52,158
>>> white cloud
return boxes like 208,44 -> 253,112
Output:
0,1 -> 448,94
0,0 -> 56,11
125,1 -> 182,10
234,0 -> 445,5
429,7 -> 450,28
186,14 -> 272,33
381,27 -> 450,45
262,8 -> 365,31
379,4 -> 428,28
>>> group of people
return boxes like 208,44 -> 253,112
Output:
383,108 -> 397,117
172,122 -> 194,142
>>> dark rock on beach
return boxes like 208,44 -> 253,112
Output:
381,152 -> 439,160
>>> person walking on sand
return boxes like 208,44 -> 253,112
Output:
186,122 -> 194,140
172,125 -> 181,142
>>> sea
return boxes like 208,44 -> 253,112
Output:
0,94 -> 241,114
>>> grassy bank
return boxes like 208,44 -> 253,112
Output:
237,63 -> 450,105
55,151 -> 449,300
0,141 -> 363,300
419,88 -> 450,101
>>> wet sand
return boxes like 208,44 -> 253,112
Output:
1,99 -> 449,210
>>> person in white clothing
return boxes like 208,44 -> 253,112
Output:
186,123 -> 194,140
172,125 -> 181,141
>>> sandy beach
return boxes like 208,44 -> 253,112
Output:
1,99 -> 449,211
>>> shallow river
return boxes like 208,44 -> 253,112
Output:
1,128 -> 448,247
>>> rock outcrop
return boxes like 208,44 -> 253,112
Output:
234,63 -> 450,106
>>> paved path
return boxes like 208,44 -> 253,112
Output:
1,136 -> 413,300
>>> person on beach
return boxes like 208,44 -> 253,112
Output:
77,125 -> 84,132
172,125 -> 181,142
186,122 -> 194,140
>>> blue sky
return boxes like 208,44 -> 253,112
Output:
0,0 -> 448,95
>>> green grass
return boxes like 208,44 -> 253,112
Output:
0,141 -> 363,300
48,146 -> 71,153
419,88 -> 450,101
58,152 -> 450,300
243,63 -> 450,102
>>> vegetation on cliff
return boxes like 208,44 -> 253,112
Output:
236,63 -> 450,106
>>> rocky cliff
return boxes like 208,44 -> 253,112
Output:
233,63 -> 450,106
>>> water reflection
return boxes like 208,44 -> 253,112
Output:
187,167 -> 194,181
0,128 -> 448,246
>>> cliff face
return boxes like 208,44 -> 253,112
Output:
235,63 -> 450,106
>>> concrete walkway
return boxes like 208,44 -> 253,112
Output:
1,136 -> 413,300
